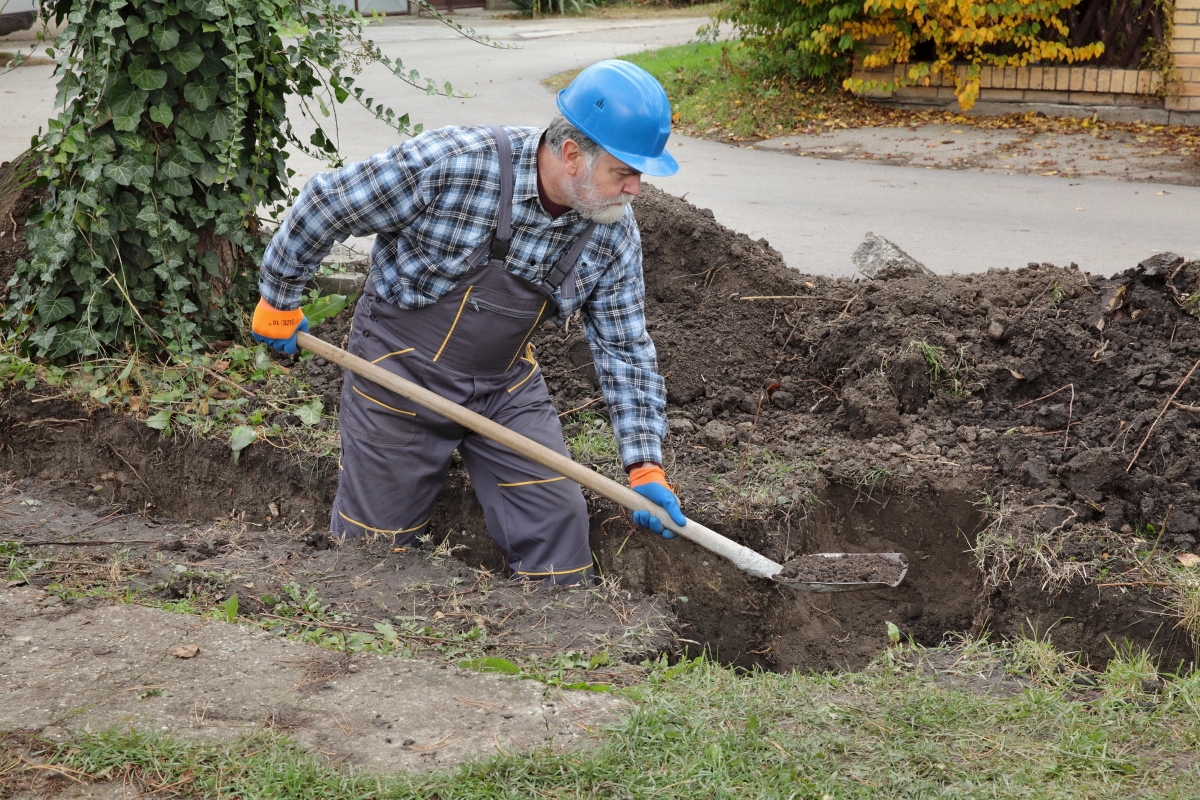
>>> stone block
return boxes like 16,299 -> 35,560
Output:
1177,54 -> 1200,68
1083,68 -> 1099,92
1136,70 -> 1152,94
1030,91 -> 1070,104
1017,69 -> 1030,89
1028,68 -> 1043,90
894,86 -> 940,99
852,231 -> 934,280
1096,70 -> 1111,93
1069,69 -> 1085,91
980,66 -> 995,88
1003,68 -> 1018,89
1124,70 -> 1139,94
1068,92 -> 1116,105
1057,68 -> 1073,91
980,88 -> 1026,102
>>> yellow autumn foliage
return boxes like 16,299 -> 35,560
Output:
830,0 -> 1105,109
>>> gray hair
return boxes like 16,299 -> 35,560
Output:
544,115 -> 607,166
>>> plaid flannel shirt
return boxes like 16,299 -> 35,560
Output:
259,125 -> 666,468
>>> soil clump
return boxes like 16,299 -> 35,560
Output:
777,553 -> 907,585
1,183 -> 1199,675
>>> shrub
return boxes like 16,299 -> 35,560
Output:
717,0 -> 1105,108
10,0 -> 435,360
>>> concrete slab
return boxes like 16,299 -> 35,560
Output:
0,583 -> 626,772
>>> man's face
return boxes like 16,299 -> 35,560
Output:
564,146 -> 642,224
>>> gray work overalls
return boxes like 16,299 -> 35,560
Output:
330,126 -> 598,585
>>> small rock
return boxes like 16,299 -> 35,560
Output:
770,390 -> 795,410
852,231 -> 934,280
347,663 -> 360,673
738,394 -> 759,414
1174,513 -> 1200,535
1165,458 -> 1192,482
1137,373 -> 1157,389
668,417 -> 696,435
955,425 -> 978,444
736,422 -> 755,443
703,420 -> 736,448
986,320 -> 1006,341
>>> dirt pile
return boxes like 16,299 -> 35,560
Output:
1,183 -> 1199,675
0,159 -> 43,297
778,553 -> 907,585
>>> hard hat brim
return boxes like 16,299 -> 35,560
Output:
602,146 -> 680,178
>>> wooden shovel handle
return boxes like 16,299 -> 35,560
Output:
297,332 -> 783,579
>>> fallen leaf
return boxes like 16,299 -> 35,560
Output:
6,579 -> 27,588
392,547 -> 406,553
1157,191 -> 1170,195
1178,553 -> 1200,568
1076,206 -> 1086,211
1009,369 -> 1026,380
168,644 -> 200,659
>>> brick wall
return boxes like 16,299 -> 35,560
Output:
1171,0 -> 1200,112
852,3 -> 1200,124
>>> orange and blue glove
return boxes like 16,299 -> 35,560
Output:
629,463 -> 686,539
251,298 -> 308,355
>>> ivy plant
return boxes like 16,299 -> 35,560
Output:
9,0 -> 476,360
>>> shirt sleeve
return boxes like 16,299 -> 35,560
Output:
580,218 -> 668,469
258,141 -> 436,310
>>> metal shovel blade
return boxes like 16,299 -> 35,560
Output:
772,552 -> 909,593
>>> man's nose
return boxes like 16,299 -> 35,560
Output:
623,174 -> 642,196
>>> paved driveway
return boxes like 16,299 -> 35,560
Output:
2,11 -> 1197,275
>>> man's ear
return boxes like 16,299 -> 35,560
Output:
561,139 -> 584,177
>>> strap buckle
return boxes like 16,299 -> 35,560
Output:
490,237 -> 511,263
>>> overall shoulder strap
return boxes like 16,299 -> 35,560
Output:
486,125 -> 515,265
542,221 -> 598,301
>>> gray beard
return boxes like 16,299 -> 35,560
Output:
566,165 -> 635,224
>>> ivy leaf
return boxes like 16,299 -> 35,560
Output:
183,77 -> 218,112
167,42 -> 204,75
126,15 -> 150,43
334,85 -> 348,104
149,26 -> 181,52
208,108 -> 234,142
79,161 -> 105,183
148,103 -> 174,126
175,107 -> 212,139
160,176 -> 193,196
230,425 -> 258,452
40,296 -> 76,325
129,55 -> 168,91
28,327 -> 57,354
145,410 -> 173,431
158,148 -> 195,180
193,159 -> 220,186
174,135 -> 204,163
295,399 -> 323,427
109,192 -> 139,231
109,78 -> 149,132
102,154 -> 154,190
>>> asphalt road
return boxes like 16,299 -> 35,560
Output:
2,11 -> 1196,276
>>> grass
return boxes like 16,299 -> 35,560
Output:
909,341 -> 969,397
563,411 -> 622,473
7,639 -> 1200,798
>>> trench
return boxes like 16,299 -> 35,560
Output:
436,474 -> 983,672
2,393 -> 1192,673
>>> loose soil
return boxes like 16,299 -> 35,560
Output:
2,183 -> 1200,677
777,553 -> 908,585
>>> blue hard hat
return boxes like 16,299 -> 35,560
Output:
556,60 -> 679,177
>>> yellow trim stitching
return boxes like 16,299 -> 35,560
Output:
338,510 -> 429,536
516,563 -> 592,577
371,348 -> 414,364
507,362 -> 538,393
505,301 -> 547,371
433,286 -> 472,362
497,476 -> 567,488
352,385 -> 416,416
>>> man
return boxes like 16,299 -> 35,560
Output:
251,60 -> 685,584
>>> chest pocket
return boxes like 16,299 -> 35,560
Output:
433,285 -> 549,375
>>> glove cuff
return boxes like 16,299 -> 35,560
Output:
629,464 -> 667,489
252,297 -> 304,339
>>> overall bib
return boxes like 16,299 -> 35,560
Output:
331,126 -> 599,585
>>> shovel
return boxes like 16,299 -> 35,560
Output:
297,332 -> 907,591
